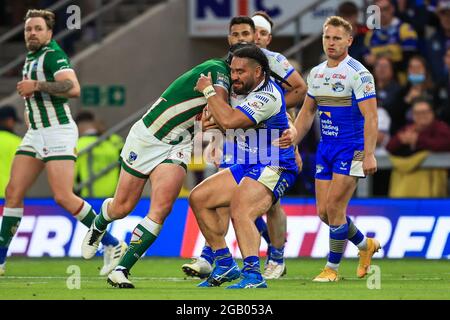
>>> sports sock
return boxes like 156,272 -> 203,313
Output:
76,199 -> 118,247
346,216 -> 367,250
254,217 -> 270,244
200,245 -> 214,265
267,244 -> 284,264
0,208 -> 23,264
242,256 -> 261,276
213,247 -> 233,267
326,223 -> 348,270
117,217 -> 161,271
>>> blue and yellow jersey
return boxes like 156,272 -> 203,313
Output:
307,55 -> 376,144
364,17 -> 418,62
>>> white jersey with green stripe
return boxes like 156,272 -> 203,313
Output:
142,59 -> 230,145
22,39 -> 74,129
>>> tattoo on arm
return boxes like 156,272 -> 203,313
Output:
37,79 -> 74,95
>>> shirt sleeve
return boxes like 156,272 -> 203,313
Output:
209,65 -> 230,93
236,92 -> 279,124
306,69 -> 315,99
265,50 -> 295,80
44,50 -> 73,77
352,69 -> 376,102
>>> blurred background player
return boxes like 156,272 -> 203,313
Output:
182,14 -> 306,280
278,16 -> 380,282
0,106 -> 22,199
0,9 -> 125,277
75,111 -> 123,198
81,53 -> 232,289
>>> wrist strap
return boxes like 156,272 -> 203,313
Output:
202,85 -> 216,99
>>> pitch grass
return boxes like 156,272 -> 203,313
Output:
0,257 -> 449,300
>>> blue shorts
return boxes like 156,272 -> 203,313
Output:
219,140 -> 237,169
315,141 -> 365,180
229,163 -> 298,201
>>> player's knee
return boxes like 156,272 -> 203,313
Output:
317,206 -> 328,224
188,187 -> 208,211
5,183 -> 23,207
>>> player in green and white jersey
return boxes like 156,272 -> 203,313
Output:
81,54 -> 231,288
0,10 -> 125,277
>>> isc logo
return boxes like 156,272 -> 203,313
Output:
195,0 -> 282,19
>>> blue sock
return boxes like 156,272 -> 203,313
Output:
101,232 -> 119,247
327,223 -> 348,269
254,217 -> 271,244
243,256 -> 261,276
346,216 -> 365,246
0,247 -> 7,264
267,245 -> 284,264
214,247 -> 233,267
200,245 -> 214,265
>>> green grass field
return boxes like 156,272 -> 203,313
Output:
0,257 -> 449,300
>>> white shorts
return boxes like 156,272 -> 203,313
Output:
17,122 -> 78,162
120,120 -> 192,178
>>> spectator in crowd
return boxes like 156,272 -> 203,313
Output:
337,1 -> 368,62
373,56 -> 402,117
394,0 -> 433,41
391,55 -> 435,134
75,111 -> 123,198
427,0 -> 450,82
0,106 -> 22,198
386,98 -> 450,156
364,0 -> 419,83
386,98 -> 450,197
435,45 -> 450,124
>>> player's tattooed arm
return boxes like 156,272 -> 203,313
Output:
37,79 -> 73,95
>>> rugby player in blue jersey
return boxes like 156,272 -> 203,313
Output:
189,44 -> 298,289
278,16 -> 381,282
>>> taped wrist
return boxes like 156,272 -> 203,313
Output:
202,85 -> 216,99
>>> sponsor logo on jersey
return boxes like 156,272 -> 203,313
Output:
216,72 -> 230,89
316,164 -> 324,174
331,81 -> 345,92
282,59 -> 291,71
360,75 -> 373,84
127,151 -> 138,165
249,101 -> 263,110
364,82 -> 375,94
332,74 -> 347,80
315,73 -> 324,79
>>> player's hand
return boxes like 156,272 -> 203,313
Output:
194,72 -> 213,93
363,153 -> 377,176
17,79 -> 38,98
204,140 -> 223,168
273,128 -> 296,148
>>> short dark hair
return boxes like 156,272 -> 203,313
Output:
232,44 -> 270,84
24,9 -> 55,30
337,1 -> 359,17
252,11 -> 274,28
75,111 -> 95,124
412,97 -> 434,111
229,16 -> 255,32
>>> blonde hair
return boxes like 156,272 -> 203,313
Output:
323,16 -> 352,35
24,9 -> 55,30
